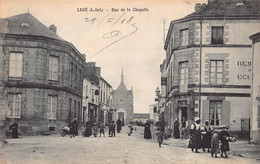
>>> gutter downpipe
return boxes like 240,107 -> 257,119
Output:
199,16 -> 202,119
249,39 -> 254,142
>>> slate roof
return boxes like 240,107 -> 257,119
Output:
185,0 -> 260,19
0,13 -> 65,41
164,0 -> 260,50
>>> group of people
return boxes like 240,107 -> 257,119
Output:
173,117 -> 189,139
189,118 -> 234,158
83,119 -> 123,138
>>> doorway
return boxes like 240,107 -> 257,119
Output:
118,112 -> 125,126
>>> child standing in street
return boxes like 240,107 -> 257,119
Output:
156,129 -> 165,148
211,131 -> 219,158
99,121 -> 105,137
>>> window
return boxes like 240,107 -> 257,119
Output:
75,65 -> 78,81
47,96 -> 57,119
9,53 -> 23,78
211,26 -> 224,44
179,61 -> 188,92
209,101 -> 222,126
180,29 -> 189,46
70,62 -> 73,84
79,69 -> 81,81
86,85 -> 88,96
49,56 -> 58,81
7,93 -> 21,118
210,60 -> 223,85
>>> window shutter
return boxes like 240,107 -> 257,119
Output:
202,100 -> 210,123
222,101 -> 230,126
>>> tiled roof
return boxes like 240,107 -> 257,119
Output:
185,0 -> 260,19
0,13 -> 65,41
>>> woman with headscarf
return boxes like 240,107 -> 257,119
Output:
173,119 -> 180,139
219,125 -> 231,158
190,117 -> 203,153
201,120 -> 213,152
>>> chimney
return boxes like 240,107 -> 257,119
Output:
195,3 -> 202,12
95,67 -> 101,76
49,24 -> 57,33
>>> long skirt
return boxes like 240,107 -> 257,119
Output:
192,130 -> 201,149
144,127 -> 152,139
173,126 -> 180,139
221,141 -> 230,151
85,127 -> 92,137
202,132 -> 211,148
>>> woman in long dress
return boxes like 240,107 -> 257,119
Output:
190,117 -> 202,153
219,125 -> 230,158
201,120 -> 213,152
173,119 -> 180,139
144,121 -> 152,139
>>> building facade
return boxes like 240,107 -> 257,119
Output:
83,62 -> 113,125
163,0 -> 260,135
0,13 -> 85,135
113,70 -> 134,125
249,32 -> 260,143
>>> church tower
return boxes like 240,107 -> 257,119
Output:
112,69 -> 134,125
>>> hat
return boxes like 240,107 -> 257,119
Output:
194,117 -> 200,121
220,125 -> 227,129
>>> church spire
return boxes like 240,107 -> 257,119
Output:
121,68 -> 124,83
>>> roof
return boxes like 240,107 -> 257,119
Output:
164,0 -> 260,50
133,113 -> 150,119
185,0 -> 260,19
0,13 -> 65,41
249,32 -> 260,43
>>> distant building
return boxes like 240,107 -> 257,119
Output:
249,32 -> 260,143
0,13 -> 85,135
112,70 -> 133,125
133,113 -> 150,123
162,0 -> 260,136
149,104 -> 159,122
83,62 -> 113,125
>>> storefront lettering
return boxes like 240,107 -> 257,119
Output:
237,61 -> 251,80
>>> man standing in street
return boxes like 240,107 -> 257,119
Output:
181,117 -> 188,139
116,119 -> 122,133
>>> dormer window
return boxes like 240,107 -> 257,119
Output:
21,23 -> 29,28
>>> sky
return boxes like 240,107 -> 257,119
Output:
0,0 -> 207,113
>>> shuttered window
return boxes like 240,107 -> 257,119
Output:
7,93 -> 21,118
9,53 -> 23,78
210,60 -> 223,85
180,29 -> 189,46
209,101 -> 222,126
211,26 -> 224,44
47,96 -> 57,119
179,61 -> 188,92
49,56 -> 58,81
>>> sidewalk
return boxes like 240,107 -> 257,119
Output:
162,138 -> 260,161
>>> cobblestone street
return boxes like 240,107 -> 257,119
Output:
0,127 -> 259,164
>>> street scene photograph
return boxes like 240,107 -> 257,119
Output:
0,0 -> 260,163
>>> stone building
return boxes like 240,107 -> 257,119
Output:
162,0 -> 260,135
133,113 -> 150,124
113,70 -> 133,125
0,13 -> 85,135
249,32 -> 260,143
83,62 -> 113,125
82,64 -> 99,124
